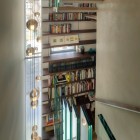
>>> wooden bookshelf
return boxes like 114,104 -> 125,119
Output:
42,39 -> 96,49
43,66 -> 95,76
76,95 -> 95,106
65,89 -> 95,97
44,125 -> 54,132
42,52 -> 95,63
42,98 -> 61,105
42,6 -> 53,8
42,109 -> 62,117
43,120 -> 62,128
42,100 -> 49,105
42,89 -> 95,115
42,29 -> 96,36
58,7 -> 97,11
42,19 -> 93,22
42,77 -> 95,88
85,15 -> 97,20
41,0 -> 97,137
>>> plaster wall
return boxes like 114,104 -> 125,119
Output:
0,0 -> 25,139
96,0 -> 140,139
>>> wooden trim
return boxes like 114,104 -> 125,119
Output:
58,7 -> 97,11
42,52 -> 95,63
42,39 -> 96,49
85,15 -> 97,20
42,29 -> 96,36
96,98 -> 140,114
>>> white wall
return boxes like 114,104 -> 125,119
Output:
96,0 -> 140,139
0,0 -> 25,140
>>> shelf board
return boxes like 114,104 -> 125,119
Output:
43,121 -> 62,128
42,39 -> 96,49
43,52 -> 95,63
42,6 -> 53,8
42,100 -> 49,105
44,125 -> 54,132
58,7 -> 97,11
42,29 -> 96,36
42,19 -> 93,22
85,15 -> 97,20
42,109 -> 62,117
65,89 -> 95,97
43,66 -> 95,76
42,99 -> 56,105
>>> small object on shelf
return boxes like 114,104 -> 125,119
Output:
46,114 -> 54,126
56,74 -> 67,83
80,46 -> 85,54
88,48 -> 96,54
88,91 -> 95,101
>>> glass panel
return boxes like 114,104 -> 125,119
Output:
63,101 -> 66,140
72,106 -> 77,140
80,107 -> 88,140
98,119 -> 110,140
67,104 -> 70,140
53,77 -> 63,140
25,57 -> 41,140
88,125 -> 92,140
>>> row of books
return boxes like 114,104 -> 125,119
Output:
48,68 -> 95,87
49,12 -> 95,21
47,0 -> 96,8
79,3 -> 96,8
49,59 -> 95,73
65,68 -> 95,82
44,111 -> 62,126
50,23 -> 72,34
48,0 -> 56,7
50,79 -> 95,96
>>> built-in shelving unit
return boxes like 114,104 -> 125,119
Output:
41,0 -> 97,139
42,77 -> 95,88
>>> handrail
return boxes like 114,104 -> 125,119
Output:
96,98 -> 140,114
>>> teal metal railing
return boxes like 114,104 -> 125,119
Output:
53,75 -> 63,140
98,114 -> 116,140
